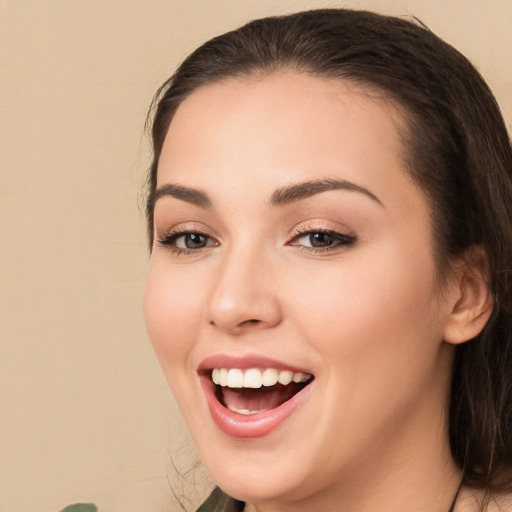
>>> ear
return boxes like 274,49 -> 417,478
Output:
443,246 -> 494,345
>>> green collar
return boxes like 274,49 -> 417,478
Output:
196,487 -> 245,512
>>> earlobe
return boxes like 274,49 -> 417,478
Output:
443,248 -> 494,345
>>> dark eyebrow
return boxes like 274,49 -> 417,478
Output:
269,179 -> 383,207
152,183 -> 212,209
150,178 -> 381,212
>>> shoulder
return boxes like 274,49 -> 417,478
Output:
489,493 -> 512,512
58,505 -> 97,512
457,488 -> 512,512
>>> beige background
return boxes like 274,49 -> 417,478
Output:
1,1 -> 510,511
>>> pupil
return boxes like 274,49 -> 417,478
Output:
185,233 -> 206,248
310,233 -> 333,247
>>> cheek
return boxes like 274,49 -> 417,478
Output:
288,245 -> 442,375
281,247 -> 446,464
144,261 -> 205,375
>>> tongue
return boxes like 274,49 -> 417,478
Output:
221,383 -> 301,412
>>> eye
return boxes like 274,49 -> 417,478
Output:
157,230 -> 218,254
290,229 -> 356,252
175,232 -> 210,249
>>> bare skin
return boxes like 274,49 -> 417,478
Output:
145,71 -> 494,512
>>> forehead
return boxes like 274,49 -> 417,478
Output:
157,71 -> 421,214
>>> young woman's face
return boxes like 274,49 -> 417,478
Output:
144,72 -> 457,505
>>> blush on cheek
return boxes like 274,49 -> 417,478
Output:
144,270 -> 212,398
294,250 -> 439,366
144,280 -> 186,355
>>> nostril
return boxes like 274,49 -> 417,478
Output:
241,319 -> 261,327
209,318 -> 261,329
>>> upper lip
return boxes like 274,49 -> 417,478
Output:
197,353 -> 313,374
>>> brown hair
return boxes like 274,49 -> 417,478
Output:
146,8 -> 512,495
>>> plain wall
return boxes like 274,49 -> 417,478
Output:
1,1 -> 510,511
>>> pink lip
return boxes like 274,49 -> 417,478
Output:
198,355 -> 314,439
198,353 -> 311,373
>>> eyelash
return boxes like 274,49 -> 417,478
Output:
156,226 -> 356,256
288,226 -> 356,253
157,229 -> 217,256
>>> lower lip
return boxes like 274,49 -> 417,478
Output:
200,377 -> 313,439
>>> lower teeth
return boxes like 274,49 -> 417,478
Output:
227,405 -> 268,415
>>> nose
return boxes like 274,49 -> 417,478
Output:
207,248 -> 283,335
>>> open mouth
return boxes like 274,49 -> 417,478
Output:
205,367 -> 314,416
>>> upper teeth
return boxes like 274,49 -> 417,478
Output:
211,368 -> 311,388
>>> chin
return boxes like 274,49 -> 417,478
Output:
202,452 -> 311,504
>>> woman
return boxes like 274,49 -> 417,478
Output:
143,9 -> 512,512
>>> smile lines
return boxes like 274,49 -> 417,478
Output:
211,368 -> 312,389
